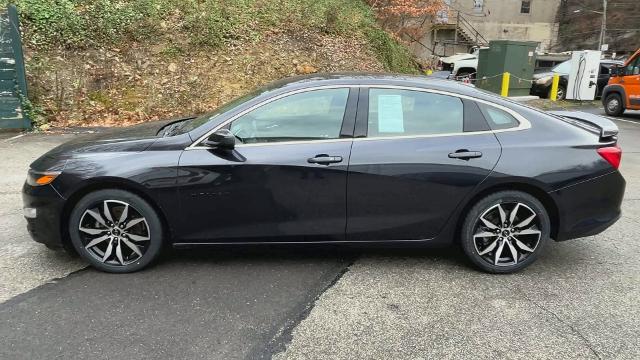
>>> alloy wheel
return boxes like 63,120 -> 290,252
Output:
78,200 -> 150,266
472,202 -> 541,267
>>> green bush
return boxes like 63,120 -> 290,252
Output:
365,27 -> 418,74
14,0 -> 418,72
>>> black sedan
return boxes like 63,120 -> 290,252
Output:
531,60 -> 623,100
23,74 -> 625,273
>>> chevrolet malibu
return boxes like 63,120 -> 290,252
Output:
23,74 -> 625,273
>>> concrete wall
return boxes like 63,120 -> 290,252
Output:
412,0 -> 561,59
459,0 -> 561,50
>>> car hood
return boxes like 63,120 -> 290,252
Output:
532,71 -> 557,79
35,117 -> 196,167
441,53 -> 477,64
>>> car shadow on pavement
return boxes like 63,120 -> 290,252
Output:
158,243 -> 470,270
153,238 -> 601,275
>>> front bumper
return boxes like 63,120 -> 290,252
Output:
22,182 -> 66,249
552,170 -> 625,241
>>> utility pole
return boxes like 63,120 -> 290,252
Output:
598,0 -> 607,50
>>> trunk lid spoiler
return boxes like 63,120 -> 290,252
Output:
548,111 -> 618,140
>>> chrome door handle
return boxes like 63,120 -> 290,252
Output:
307,155 -> 343,164
448,150 -> 482,160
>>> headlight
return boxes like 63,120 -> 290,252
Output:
26,169 -> 61,186
535,76 -> 552,85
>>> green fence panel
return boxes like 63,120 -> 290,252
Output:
0,4 -> 30,130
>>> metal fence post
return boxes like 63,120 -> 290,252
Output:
501,72 -> 510,97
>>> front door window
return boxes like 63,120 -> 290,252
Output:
230,88 -> 349,144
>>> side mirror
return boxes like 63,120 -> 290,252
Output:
610,66 -> 621,77
204,129 -> 235,150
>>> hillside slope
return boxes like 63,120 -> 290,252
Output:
16,0 -> 419,127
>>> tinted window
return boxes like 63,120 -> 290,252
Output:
229,88 -> 349,144
479,104 -> 520,130
599,65 -> 610,75
367,89 -> 464,137
625,57 -> 640,76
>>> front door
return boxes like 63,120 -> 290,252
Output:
622,55 -> 640,109
176,87 -> 357,243
346,87 -> 501,241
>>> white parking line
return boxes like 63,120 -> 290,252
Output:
605,116 -> 640,125
2,133 -> 25,142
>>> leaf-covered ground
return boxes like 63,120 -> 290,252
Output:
27,30 -> 384,128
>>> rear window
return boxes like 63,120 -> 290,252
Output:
479,103 -> 520,130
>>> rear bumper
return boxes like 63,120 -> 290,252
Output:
552,170 -> 625,241
22,182 -> 66,249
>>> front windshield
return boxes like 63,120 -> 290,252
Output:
552,61 -> 571,74
165,87 -> 266,136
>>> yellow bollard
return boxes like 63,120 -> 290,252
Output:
550,73 -> 560,101
426,69 -> 433,75
500,72 -> 510,97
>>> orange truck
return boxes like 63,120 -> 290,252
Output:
603,48 -> 640,116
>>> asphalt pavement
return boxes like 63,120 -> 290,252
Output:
1,108 -> 639,359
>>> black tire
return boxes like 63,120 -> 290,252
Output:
548,84 -> 566,100
604,93 -> 624,116
69,189 -> 163,273
461,191 -> 550,274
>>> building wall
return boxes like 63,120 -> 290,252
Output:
413,0 -> 561,59
459,0 -> 561,50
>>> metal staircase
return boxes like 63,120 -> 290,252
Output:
431,10 -> 488,56
0,5 -> 29,130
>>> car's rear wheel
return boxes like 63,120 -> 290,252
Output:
461,191 -> 550,273
69,189 -> 163,273
604,93 -> 624,116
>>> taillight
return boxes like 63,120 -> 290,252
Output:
597,145 -> 622,169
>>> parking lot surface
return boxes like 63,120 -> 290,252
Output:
1,110 -> 639,359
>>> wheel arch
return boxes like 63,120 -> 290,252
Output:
455,182 -> 560,242
601,84 -> 627,108
456,67 -> 476,76
60,177 -> 173,252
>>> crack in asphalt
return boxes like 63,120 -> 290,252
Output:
258,258 -> 356,360
516,287 -> 602,360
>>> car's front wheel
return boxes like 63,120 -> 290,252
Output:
604,93 -> 624,116
461,191 -> 550,273
68,189 -> 163,273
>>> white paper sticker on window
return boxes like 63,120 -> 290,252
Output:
377,95 -> 404,133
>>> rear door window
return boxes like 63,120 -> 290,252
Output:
367,88 -> 464,137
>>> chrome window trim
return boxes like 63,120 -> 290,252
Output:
185,85 -> 354,150
185,84 -> 531,150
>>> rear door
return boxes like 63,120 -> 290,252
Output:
176,87 -> 357,243
345,87 -> 502,241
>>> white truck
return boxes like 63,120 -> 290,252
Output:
439,47 -> 481,79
